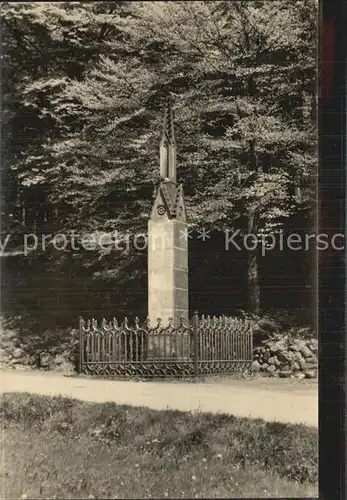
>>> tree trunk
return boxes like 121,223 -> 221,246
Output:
247,208 -> 260,314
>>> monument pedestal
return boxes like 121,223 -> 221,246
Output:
148,217 -> 188,327
147,332 -> 191,360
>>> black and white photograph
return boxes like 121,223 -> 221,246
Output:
1,1 -> 319,498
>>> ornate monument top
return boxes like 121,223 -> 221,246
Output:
151,93 -> 186,222
160,94 -> 177,182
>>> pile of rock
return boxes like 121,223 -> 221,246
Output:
0,325 -> 31,370
0,318 -> 77,375
252,336 -> 318,378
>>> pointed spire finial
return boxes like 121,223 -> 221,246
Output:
160,93 -> 176,146
160,93 -> 177,182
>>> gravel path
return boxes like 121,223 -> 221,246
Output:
1,370 -> 318,428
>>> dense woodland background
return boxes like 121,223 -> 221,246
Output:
1,1 -> 317,334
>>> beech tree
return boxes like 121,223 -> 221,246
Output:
115,0 -> 317,312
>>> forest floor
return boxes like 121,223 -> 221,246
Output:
1,369 -> 318,427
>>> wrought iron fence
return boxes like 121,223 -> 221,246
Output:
78,312 -> 253,379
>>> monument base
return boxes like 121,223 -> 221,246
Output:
147,332 -> 191,360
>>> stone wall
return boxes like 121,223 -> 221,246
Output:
252,335 -> 318,379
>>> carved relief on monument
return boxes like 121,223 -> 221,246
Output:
157,205 -> 166,216
151,182 -> 186,221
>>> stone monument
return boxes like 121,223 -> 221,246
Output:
147,95 -> 189,357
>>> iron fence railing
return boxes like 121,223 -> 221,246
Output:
78,312 -> 253,379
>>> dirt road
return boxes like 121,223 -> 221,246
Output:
0,370 -> 318,427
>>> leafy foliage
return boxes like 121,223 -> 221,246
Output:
1,1 -> 317,321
